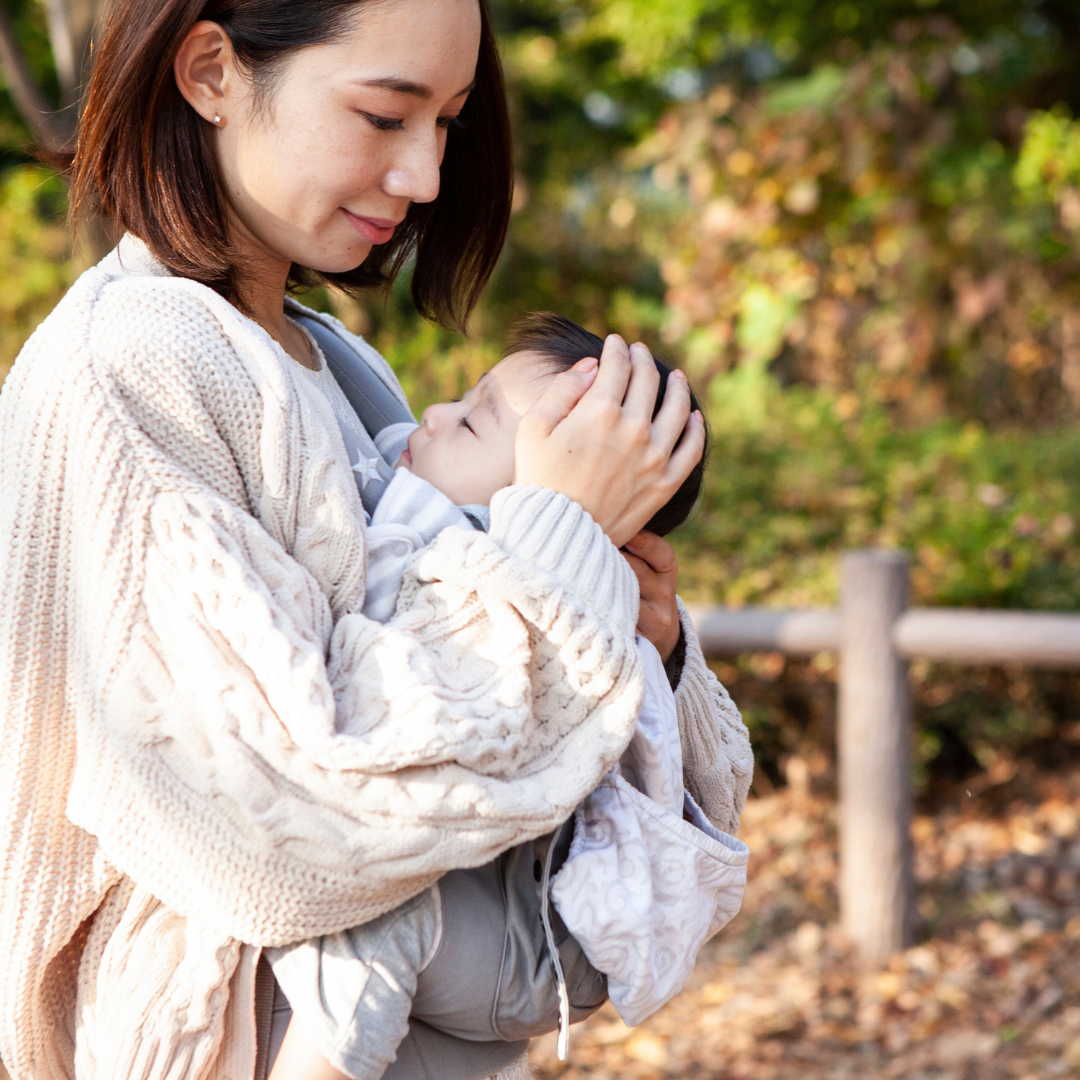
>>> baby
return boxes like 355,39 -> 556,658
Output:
266,314 -> 748,1080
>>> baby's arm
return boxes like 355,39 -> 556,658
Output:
362,468 -> 476,622
268,1022 -> 350,1080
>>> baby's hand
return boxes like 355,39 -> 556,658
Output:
623,531 -> 680,663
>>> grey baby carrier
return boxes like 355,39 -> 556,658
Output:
286,311 -> 607,1080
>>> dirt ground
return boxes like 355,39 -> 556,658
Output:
530,766 -> 1080,1080
8,768 -> 1080,1080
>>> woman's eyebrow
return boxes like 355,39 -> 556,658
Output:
357,77 -> 477,100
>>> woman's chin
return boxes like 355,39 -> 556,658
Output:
299,237 -> 375,276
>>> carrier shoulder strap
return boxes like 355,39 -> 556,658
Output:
291,313 -> 415,515
292,314 -> 414,436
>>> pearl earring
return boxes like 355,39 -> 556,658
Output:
212,113 -> 222,125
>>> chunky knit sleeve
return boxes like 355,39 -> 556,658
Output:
4,272 -> 644,953
672,599 -> 754,835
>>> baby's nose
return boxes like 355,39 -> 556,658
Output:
420,402 -> 452,433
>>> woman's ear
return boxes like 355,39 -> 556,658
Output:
173,20 -> 238,126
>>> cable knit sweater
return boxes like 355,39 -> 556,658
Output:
0,238 -> 752,1080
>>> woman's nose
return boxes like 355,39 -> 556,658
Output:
383,126 -> 443,205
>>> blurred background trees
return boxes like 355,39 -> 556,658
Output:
1,0 -> 1079,797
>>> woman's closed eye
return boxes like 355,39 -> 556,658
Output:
360,113 -> 466,133
360,112 -> 405,132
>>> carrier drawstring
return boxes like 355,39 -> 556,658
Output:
539,824 -> 572,1061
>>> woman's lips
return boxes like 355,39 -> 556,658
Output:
343,209 -> 400,245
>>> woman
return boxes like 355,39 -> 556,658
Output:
0,1 -> 753,1079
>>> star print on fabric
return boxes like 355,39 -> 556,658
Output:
352,456 -> 383,488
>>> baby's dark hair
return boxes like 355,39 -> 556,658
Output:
505,312 -> 708,536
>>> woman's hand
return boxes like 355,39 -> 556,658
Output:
624,531 -> 681,662
513,335 -> 705,548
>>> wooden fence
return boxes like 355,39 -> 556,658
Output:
687,549 -> 1080,968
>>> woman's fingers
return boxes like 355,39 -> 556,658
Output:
586,334 -> 633,405
650,367 -> 693,455
664,410 -> 707,485
622,531 -> 681,661
624,530 -> 678,575
518,356 -> 598,441
621,341 -> 661,418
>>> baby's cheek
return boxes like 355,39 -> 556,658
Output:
497,442 -> 519,489
407,448 -> 445,491
461,449 -> 509,505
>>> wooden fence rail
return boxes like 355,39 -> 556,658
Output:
689,603 -> 1080,667
687,549 -> 1080,968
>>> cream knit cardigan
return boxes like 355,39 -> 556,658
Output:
0,240 -> 752,1080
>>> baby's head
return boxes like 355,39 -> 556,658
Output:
402,312 -> 708,535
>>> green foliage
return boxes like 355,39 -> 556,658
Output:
584,0 -> 713,75
458,0 -> 1079,432
634,38 -> 1080,428
675,385 -> 1080,612
1015,106 -> 1080,202
764,65 -> 846,116
574,0 -> 1074,91
0,165 -> 74,375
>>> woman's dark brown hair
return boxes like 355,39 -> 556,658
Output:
68,0 -> 512,327
505,312 -> 709,537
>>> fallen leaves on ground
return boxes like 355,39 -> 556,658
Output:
532,768 -> 1080,1079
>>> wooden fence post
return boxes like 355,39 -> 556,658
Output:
838,550 -> 914,967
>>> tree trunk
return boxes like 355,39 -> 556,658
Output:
0,0 -> 102,150
0,3 -> 73,149
0,1 -> 113,260
43,0 -> 98,112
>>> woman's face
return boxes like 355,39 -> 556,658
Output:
183,0 -> 481,275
